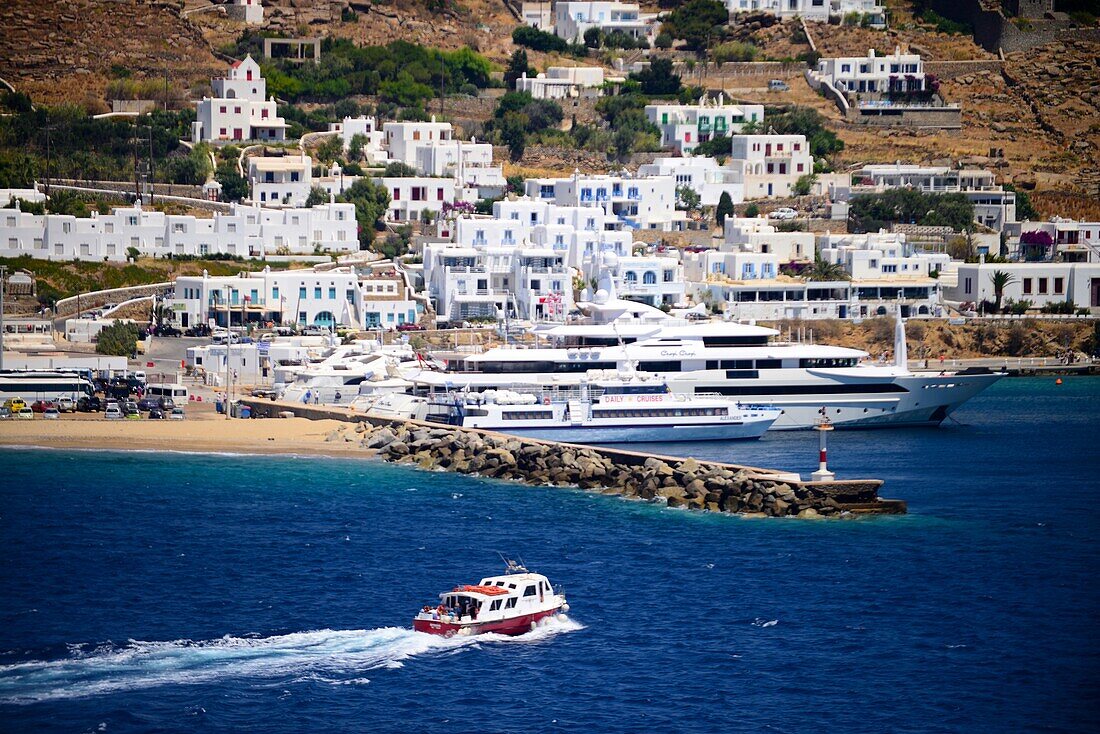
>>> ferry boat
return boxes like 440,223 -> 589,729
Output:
415,282 -> 1003,430
413,561 -> 569,637
427,372 -> 780,443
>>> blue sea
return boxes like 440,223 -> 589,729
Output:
1,376 -> 1097,733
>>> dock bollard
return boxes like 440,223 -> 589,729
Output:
811,409 -> 835,483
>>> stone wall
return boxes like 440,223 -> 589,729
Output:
924,60 -> 1005,80
846,106 -> 963,129
242,399 -> 905,518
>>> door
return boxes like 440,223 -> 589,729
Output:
1091,278 -> 1100,307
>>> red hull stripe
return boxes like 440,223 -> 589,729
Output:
413,607 -> 562,636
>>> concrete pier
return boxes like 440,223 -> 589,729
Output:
241,399 -> 906,518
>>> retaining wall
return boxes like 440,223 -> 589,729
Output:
242,399 -> 904,518
55,281 -> 173,317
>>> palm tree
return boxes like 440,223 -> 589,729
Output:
989,270 -> 1016,313
805,256 -> 851,282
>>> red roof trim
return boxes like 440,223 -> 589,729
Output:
452,584 -> 509,596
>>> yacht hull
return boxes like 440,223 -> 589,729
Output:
471,419 -> 772,443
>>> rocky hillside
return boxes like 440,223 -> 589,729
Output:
0,0 -> 223,110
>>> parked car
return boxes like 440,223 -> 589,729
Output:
43,406 -> 61,420
138,396 -> 161,411
185,324 -> 212,337
124,400 -> 139,414
396,322 -> 425,332
300,326 -> 327,336
16,407 -> 34,420
148,407 -> 166,420
251,388 -> 279,399
78,396 -> 103,413
153,325 -> 182,337
104,404 -> 123,420
0,406 -> 12,420
56,396 -> 76,413
685,311 -> 711,321
169,407 -> 186,420
4,397 -> 28,414
211,331 -> 241,344
30,400 -> 56,414
767,207 -> 799,220
124,406 -> 142,419
159,397 -> 176,411
768,79 -> 790,91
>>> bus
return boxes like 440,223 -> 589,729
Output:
145,382 -> 189,403
0,371 -> 96,403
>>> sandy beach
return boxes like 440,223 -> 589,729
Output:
0,414 -> 375,459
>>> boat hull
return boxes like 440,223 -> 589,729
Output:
480,419 -> 772,443
413,606 -> 564,637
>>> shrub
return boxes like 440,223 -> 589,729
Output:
711,41 -> 758,62
96,320 -> 141,356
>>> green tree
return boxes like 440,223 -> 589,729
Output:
654,31 -> 673,49
305,186 -> 328,207
662,0 -> 729,52
126,246 -> 141,261
215,164 -> 248,202
347,133 -> 367,161
676,184 -> 701,213
989,270 -> 1016,313
95,320 -> 141,356
504,49 -> 534,88
383,162 -> 420,177
584,27 -> 604,48
744,203 -> 760,218
715,191 -> 735,226
630,58 -> 681,96
338,178 -> 391,249
793,172 -> 818,196
500,113 -> 528,161
314,135 -> 344,163
1004,184 -> 1038,221
805,255 -> 851,281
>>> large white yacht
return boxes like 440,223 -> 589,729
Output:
419,285 -> 1003,430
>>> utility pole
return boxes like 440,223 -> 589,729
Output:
148,124 -> 155,207
44,124 -> 52,201
0,265 -> 7,371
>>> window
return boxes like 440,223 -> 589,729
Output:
1022,278 -> 1032,295
523,585 -> 537,597
437,188 -> 445,201
1054,277 -> 1064,295
1038,278 -> 1048,295
328,287 -> 336,299
272,287 -> 279,300
643,271 -> 657,285
299,286 -> 307,299
505,597 -> 517,609
314,287 -> 322,299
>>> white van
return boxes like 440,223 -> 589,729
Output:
146,383 -> 189,404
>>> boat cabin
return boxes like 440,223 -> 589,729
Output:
424,572 -> 557,623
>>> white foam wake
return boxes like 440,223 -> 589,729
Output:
0,617 -> 583,705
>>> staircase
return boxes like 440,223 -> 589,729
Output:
567,399 -> 585,425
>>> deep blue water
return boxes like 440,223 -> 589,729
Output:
1,377 -> 1097,733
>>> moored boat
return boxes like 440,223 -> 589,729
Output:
413,562 -> 569,637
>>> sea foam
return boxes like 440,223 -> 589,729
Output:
0,617 -> 583,705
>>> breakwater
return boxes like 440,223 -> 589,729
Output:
242,399 -> 905,518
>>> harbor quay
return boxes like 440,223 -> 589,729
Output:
241,399 -> 905,518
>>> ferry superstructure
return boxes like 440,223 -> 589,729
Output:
421,292 -> 1002,430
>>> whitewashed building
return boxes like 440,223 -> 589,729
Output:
413,140 -> 506,198
375,176 -> 458,223
723,216 -> 815,262
729,134 -> 814,199
725,0 -> 884,26
949,261 -> 1100,312
336,116 -> 388,164
383,118 -> 454,167
1018,219 -> 1100,263
227,0 -> 264,24
645,97 -> 764,155
248,154 -> 312,208
637,157 -> 744,207
521,1 -> 553,29
516,67 -> 607,100
192,56 -> 286,143
554,2 -> 656,44
844,163 -> 1017,232
525,174 -> 685,231
816,47 -> 925,95
597,254 -> 685,308
818,230 -> 950,279
0,201 -> 358,262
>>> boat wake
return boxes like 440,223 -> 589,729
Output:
0,617 -> 583,705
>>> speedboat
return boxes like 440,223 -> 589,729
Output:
413,561 -> 569,637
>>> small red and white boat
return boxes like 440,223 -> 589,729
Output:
413,560 -> 569,637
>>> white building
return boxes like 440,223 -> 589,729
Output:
521,1 -> 553,29
844,164 -> 1017,232
192,56 -> 286,144
227,0 -> 264,24
516,67 -> 607,100
413,140 -> 506,198
816,47 -> 926,96
359,270 -> 421,329
375,176 -> 459,224
818,230 -> 950,279
637,157 -> 744,207
725,0 -> 884,26
525,174 -> 685,231
949,261 -> 1100,312
1018,219 -> 1100,263
336,116 -> 388,164
554,2 -> 656,44
723,216 -> 815,262
423,244 -> 574,323
697,277 -> 941,320
645,96 -> 765,155
248,154 -> 312,208
729,134 -> 814,199
0,200 -> 358,262
597,254 -> 685,308
169,267 -> 364,330
382,118 -> 453,168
